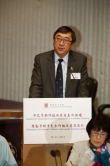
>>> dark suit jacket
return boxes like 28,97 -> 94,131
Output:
29,50 -> 89,98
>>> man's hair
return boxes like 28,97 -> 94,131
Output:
53,26 -> 76,43
86,113 -> 110,141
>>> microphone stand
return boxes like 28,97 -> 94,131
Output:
56,150 -> 62,166
50,150 -> 58,166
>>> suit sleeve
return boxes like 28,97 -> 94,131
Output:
29,55 -> 43,98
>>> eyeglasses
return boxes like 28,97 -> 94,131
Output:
91,131 -> 107,138
54,37 -> 72,44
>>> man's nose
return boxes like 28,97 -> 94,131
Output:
59,39 -> 64,44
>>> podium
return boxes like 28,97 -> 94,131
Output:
23,98 -> 91,166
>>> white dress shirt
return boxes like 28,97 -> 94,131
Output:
0,135 -> 17,166
54,52 -> 69,97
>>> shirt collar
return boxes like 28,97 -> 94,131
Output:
54,51 -> 69,64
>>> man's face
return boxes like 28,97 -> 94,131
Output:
53,32 -> 74,58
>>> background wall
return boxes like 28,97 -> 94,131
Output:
0,0 -> 110,111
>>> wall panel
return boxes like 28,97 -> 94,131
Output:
0,0 -> 110,109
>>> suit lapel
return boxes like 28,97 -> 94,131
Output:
65,50 -> 76,92
47,51 -> 55,93
46,50 -> 77,95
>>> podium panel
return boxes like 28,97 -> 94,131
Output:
23,98 -> 91,144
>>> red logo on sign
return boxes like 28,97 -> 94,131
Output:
44,103 -> 48,108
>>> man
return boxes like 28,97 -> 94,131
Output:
0,135 -> 17,166
29,26 -> 89,98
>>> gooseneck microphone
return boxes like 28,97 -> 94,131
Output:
68,66 -> 83,97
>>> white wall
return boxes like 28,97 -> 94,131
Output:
0,0 -> 110,110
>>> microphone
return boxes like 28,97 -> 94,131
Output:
68,66 -> 83,97
50,150 -> 58,166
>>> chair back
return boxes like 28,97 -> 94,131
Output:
87,77 -> 98,104
98,104 -> 110,114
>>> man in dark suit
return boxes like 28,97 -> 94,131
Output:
29,26 -> 89,98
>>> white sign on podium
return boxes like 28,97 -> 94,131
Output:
23,98 -> 91,144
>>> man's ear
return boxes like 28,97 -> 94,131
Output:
70,42 -> 75,49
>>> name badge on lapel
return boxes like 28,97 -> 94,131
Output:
85,148 -> 95,161
70,73 -> 81,79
